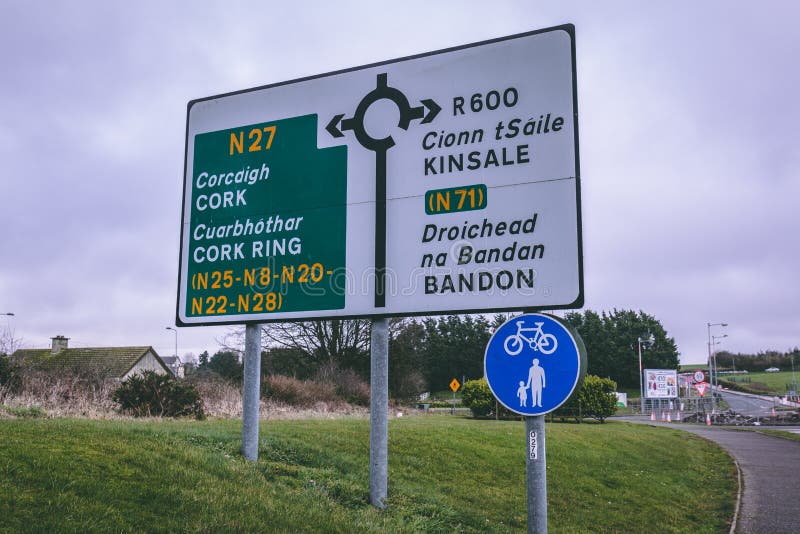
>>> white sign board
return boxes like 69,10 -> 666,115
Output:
645,369 -> 678,399
178,25 -> 581,325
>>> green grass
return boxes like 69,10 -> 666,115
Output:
723,370 -> 798,394
0,405 -> 46,418
0,417 -> 735,533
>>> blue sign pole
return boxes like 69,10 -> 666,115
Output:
485,313 -> 586,533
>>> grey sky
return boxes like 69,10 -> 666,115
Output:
1,1 -> 797,365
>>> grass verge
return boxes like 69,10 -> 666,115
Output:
0,417 -> 735,533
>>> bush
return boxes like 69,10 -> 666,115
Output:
579,375 -> 618,423
551,385 -> 582,422
113,371 -> 204,419
0,357 -> 22,394
460,378 -> 511,418
263,374 -> 338,407
313,363 -> 370,406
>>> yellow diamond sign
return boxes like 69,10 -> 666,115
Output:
450,378 -> 461,392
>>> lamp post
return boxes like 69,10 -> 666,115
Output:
706,322 -> 727,412
638,333 -> 655,414
165,326 -> 178,358
2,313 -> 15,355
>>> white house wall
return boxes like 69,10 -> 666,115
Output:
123,351 -> 169,380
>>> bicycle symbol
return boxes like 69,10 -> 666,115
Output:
504,321 -> 558,356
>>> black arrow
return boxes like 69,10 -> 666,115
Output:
326,113 -> 345,138
420,99 -> 441,124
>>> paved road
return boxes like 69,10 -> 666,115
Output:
719,390 -> 779,417
634,419 -> 800,533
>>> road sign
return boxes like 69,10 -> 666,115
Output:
694,382 -> 709,397
450,378 -> 461,392
484,313 -> 585,416
693,370 -> 705,383
644,369 -> 678,398
177,25 -> 581,325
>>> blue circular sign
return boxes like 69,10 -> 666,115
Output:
485,313 -> 585,416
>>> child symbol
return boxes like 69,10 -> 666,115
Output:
517,380 -> 528,407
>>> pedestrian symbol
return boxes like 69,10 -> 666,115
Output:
485,313 -> 585,416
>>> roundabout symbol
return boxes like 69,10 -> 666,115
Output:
326,73 -> 440,151
325,73 -> 440,307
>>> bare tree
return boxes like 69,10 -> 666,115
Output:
0,324 -> 23,356
262,318 -> 371,364
217,317 -> 410,371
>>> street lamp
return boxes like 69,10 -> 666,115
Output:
165,326 -> 178,359
1,313 -> 15,356
638,333 -> 655,414
707,322 -> 727,411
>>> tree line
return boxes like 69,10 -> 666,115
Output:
197,308 -> 680,400
714,348 -> 799,373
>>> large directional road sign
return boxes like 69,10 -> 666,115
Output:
178,25 -> 581,326
485,313 -> 585,416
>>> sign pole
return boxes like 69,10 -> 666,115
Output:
485,313 -> 586,534
526,415 -> 547,533
370,317 -> 389,508
242,323 -> 262,461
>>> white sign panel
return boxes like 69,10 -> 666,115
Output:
645,369 -> 678,399
178,25 -> 581,325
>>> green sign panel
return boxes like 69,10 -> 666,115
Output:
185,114 -> 347,319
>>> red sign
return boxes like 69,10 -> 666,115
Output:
694,382 -> 709,397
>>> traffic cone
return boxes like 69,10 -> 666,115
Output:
661,411 -> 666,422
706,413 -> 711,426
771,406 -> 776,417
650,411 -> 656,421
667,411 -> 672,423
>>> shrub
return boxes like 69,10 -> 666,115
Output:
579,375 -> 618,423
113,371 -> 204,419
551,385 -> 582,422
0,357 -> 22,394
460,378 -> 512,418
264,374 -> 338,407
314,363 -> 370,406
185,373 -> 242,418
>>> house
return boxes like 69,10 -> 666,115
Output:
160,355 -> 185,378
11,335 -> 172,380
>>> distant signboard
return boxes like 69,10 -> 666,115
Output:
177,25 -> 581,326
644,369 -> 678,399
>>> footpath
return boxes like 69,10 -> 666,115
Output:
625,417 -> 800,533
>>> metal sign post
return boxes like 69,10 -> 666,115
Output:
526,416 -> 547,533
369,318 -> 389,507
485,313 -> 586,533
241,323 -> 262,461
